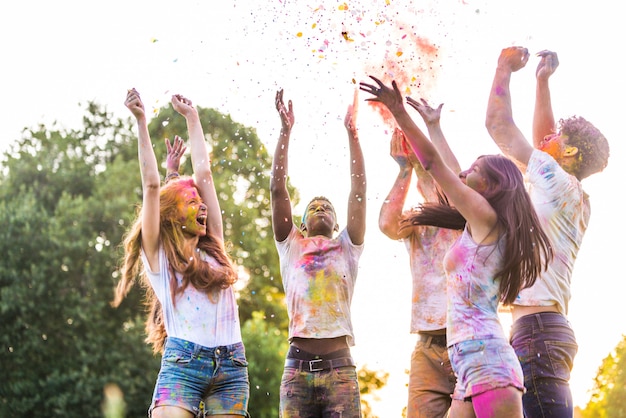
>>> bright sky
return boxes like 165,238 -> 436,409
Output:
2,0 -> 624,415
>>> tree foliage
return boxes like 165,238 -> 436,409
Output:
0,104 -> 157,417
0,100 -> 291,417
358,366 -> 390,418
241,312 -> 289,418
582,334 -> 626,418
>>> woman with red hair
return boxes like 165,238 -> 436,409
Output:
113,89 -> 249,418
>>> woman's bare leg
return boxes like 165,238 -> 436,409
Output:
449,398 -> 476,418
472,386 -> 523,418
152,405 -> 195,418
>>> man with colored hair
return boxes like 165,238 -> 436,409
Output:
486,46 -> 610,417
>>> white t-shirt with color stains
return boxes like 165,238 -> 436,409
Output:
141,245 -> 242,347
444,227 -> 507,347
404,225 -> 461,333
515,149 -> 590,315
276,226 -> 363,346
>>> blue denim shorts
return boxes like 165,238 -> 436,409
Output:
149,337 -> 249,417
448,338 -> 524,400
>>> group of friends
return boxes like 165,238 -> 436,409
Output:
113,46 -> 610,418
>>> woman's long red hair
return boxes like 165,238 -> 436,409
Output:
112,177 -> 237,353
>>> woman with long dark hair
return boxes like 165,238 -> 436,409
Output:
361,77 -> 552,418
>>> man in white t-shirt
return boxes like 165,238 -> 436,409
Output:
486,46 -> 610,417
379,99 -> 461,418
271,89 -> 366,418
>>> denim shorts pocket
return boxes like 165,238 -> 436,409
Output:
497,343 -> 517,359
231,355 -> 249,368
456,340 -> 486,355
332,366 -> 357,383
163,349 -> 194,364
545,340 -> 577,381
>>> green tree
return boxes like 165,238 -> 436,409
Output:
0,100 -> 290,417
0,107 -> 157,417
241,312 -> 289,417
582,334 -> 626,418
358,366 -> 389,418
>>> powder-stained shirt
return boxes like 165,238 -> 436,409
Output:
515,149 -> 590,315
444,227 -> 507,347
141,245 -> 242,348
405,226 -> 461,333
276,226 -> 364,346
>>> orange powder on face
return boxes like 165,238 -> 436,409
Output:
540,134 -> 564,160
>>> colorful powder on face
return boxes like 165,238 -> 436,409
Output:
174,187 -> 205,235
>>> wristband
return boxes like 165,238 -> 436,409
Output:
165,172 -> 180,182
